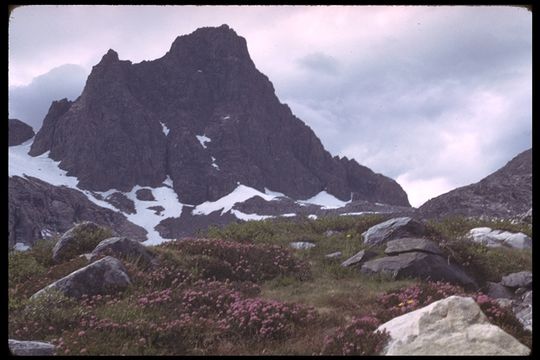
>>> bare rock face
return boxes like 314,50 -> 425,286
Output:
52,221 -> 111,263
466,227 -> 531,250
377,296 -> 530,355
418,149 -> 532,219
8,175 -> 146,249
104,192 -> 136,214
384,237 -> 444,256
362,217 -> 426,246
360,252 -> 477,290
8,339 -> 55,356
90,236 -> 157,266
31,256 -> 131,300
28,25 -> 410,208
135,188 -> 155,201
8,119 -> 35,146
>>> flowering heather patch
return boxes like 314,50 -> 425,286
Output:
219,297 -> 317,340
472,293 -> 532,348
321,315 -> 389,355
377,281 -> 466,322
162,238 -> 311,282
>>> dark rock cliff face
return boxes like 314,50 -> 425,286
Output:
9,119 -> 35,146
29,25 -> 410,207
8,176 -> 147,248
417,148 -> 532,219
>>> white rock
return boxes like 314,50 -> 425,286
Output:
289,241 -> 316,250
377,295 -> 530,355
467,227 -> 531,249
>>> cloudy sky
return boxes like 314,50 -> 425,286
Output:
8,5 -> 532,207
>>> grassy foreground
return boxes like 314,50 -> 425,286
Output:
8,215 -> 532,355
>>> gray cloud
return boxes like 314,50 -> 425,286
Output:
297,52 -> 339,76
9,64 -> 88,129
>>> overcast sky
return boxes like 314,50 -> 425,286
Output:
8,5 -> 532,207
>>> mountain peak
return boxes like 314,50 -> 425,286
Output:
99,49 -> 119,65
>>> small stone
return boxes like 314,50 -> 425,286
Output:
325,251 -> 342,259
8,340 -> 55,356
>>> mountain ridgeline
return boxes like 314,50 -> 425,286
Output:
29,25 -> 410,207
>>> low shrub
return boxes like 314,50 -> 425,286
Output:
219,297 -> 317,340
162,238 -> 311,282
321,315 -> 389,355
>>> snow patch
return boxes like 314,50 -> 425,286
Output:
222,115 -> 230,120
264,188 -> 287,198
197,69 -> 203,73
160,122 -> 170,136
298,191 -> 351,209
339,211 -> 380,216
196,135 -> 211,149
211,156 -> 220,170
308,214 -> 318,220
230,209 -> 273,221
193,184 -> 280,216
280,213 -> 296,217
112,185 -> 184,246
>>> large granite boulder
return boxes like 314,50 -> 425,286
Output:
377,295 -> 530,355
500,271 -> 532,289
362,217 -> 426,246
52,221 -> 113,263
8,119 -> 35,146
8,339 -> 55,356
384,237 -> 444,256
31,256 -> 131,299
466,227 -> 532,249
90,236 -> 156,266
360,252 -> 477,289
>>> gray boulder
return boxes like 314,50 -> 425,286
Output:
52,221 -> 113,262
90,236 -> 156,266
500,271 -> 532,289
377,296 -> 530,355
289,241 -> 315,250
8,339 -> 55,356
485,282 -> 515,300
340,249 -> 377,267
362,217 -> 426,246
325,251 -> 342,259
384,237 -> 444,256
31,256 -> 131,299
361,252 -> 477,289
466,227 -> 532,249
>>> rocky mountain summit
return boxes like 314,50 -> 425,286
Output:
29,24 -> 409,207
418,148 -> 532,219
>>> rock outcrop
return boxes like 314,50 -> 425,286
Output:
340,249 -> 377,268
28,25 -> 410,208
31,256 -> 131,299
361,252 -> 477,289
90,236 -> 157,266
418,148 -> 532,219
362,217 -> 426,246
52,221 -> 111,262
466,227 -> 532,249
8,176 -> 146,249
8,118 -> 35,146
8,339 -> 55,356
500,271 -> 532,289
384,237 -> 444,256
377,296 -> 530,355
